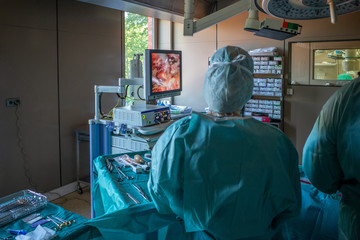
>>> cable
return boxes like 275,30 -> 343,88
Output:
50,193 -> 90,205
102,97 -> 122,120
15,105 -> 38,191
99,93 -> 104,117
137,85 -> 145,100
254,0 -> 266,13
56,0 -> 62,187
100,85 -> 133,120
46,188 -> 91,205
125,85 -> 129,98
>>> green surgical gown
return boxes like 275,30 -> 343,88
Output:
303,78 -> 360,239
148,113 -> 301,240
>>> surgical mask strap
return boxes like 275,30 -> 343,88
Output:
210,54 -> 253,76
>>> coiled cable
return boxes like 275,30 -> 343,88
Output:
15,105 -> 37,191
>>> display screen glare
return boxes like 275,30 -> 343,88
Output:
151,53 -> 181,93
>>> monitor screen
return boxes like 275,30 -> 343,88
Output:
144,49 -> 182,100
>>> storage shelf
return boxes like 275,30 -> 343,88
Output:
253,74 -> 283,78
247,55 -> 284,130
251,95 -> 282,101
328,56 -> 360,60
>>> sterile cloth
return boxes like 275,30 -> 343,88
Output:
303,77 -> 360,239
88,152 -> 212,240
148,112 -> 301,240
87,153 -> 340,239
279,167 -> 341,239
15,225 -> 56,240
0,203 -> 101,240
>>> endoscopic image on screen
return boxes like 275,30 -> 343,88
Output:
151,53 -> 181,93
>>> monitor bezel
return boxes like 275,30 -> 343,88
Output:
144,49 -> 182,101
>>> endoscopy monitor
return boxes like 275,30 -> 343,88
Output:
144,49 -> 182,100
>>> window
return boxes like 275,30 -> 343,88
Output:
125,12 -> 153,79
290,40 -> 360,86
313,49 -> 360,81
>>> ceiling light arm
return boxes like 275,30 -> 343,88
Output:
184,0 -> 252,36
244,1 -> 260,32
327,0 -> 338,24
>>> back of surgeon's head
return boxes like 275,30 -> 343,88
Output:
204,46 -> 254,114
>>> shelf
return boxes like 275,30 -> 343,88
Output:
253,74 -> 283,78
251,95 -> 283,101
328,56 -> 360,60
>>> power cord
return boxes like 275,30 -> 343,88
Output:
48,189 -> 91,205
102,97 -> 122,120
101,88 -> 129,120
137,85 -> 145,100
14,104 -> 38,191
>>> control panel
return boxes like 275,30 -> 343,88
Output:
113,105 -> 171,127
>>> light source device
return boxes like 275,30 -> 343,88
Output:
244,9 -> 302,40
254,18 -> 302,40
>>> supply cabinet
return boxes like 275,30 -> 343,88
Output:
243,55 -> 284,129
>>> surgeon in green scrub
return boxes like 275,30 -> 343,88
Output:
148,46 -> 301,240
303,77 -> 360,240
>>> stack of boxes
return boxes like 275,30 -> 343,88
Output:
253,78 -> 282,97
253,56 -> 282,74
244,55 -> 283,123
244,99 -> 282,120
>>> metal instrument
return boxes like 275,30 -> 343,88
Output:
53,216 -> 75,226
114,166 -> 134,180
131,183 -> 151,202
105,158 -> 113,172
47,216 -> 62,231
126,193 -> 140,204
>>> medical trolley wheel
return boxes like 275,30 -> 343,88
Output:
77,183 -> 83,194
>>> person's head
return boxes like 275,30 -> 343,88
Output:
204,46 -> 254,114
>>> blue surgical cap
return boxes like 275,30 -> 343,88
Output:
204,46 -> 254,114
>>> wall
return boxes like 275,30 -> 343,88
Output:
0,0 -> 122,196
284,11 -> 360,161
160,10 -> 360,163
158,20 -> 171,50
58,0 -> 122,186
0,0 -> 59,196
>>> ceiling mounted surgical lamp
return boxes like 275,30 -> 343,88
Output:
261,0 -> 360,23
184,0 -> 301,40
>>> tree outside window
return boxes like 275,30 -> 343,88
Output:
125,12 -> 153,78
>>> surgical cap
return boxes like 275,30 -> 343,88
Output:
204,46 -> 254,114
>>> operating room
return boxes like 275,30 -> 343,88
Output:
0,0 -> 360,239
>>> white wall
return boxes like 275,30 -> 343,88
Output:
173,21 -> 216,111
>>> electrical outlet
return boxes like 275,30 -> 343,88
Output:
6,97 -> 21,107
286,88 -> 294,95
